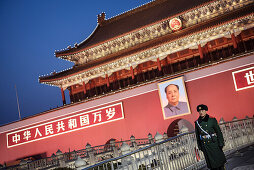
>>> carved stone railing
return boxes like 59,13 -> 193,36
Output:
2,136 -> 153,169
2,117 -> 253,170
78,117 -> 254,170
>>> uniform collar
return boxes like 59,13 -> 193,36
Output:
198,114 -> 209,123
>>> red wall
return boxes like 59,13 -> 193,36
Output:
0,63 -> 253,165
187,64 -> 254,121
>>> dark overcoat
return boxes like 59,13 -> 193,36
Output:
195,114 -> 226,169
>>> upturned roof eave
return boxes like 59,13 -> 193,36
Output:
55,24 -> 100,57
40,7 -> 254,84
54,0 -> 216,58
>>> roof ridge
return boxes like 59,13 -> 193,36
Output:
102,0 -> 166,25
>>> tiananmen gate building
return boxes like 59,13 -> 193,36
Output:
0,0 -> 254,168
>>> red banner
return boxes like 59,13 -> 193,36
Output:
232,66 -> 254,91
7,102 -> 124,148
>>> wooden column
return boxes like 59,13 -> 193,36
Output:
82,82 -> 86,94
240,33 -> 247,51
106,74 -> 110,87
166,55 -> 171,64
167,55 -> 173,73
198,44 -> 204,59
203,44 -> 208,54
157,58 -> 162,71
69,86 -> 72,96
176,52 -> 180,58
69,86 -> 74,103
115,71 -> 119,80
116,71 -> 121,88
87,81 -> 92,97
61,88 -> 66,105
130,66 -> 134,80
231,33 -> 237,48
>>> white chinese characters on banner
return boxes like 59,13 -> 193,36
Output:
12,134 -> 20,144
106,108 -> 116,120
34,128 -> 42,138
23,130 -> 31,140
45,124 -> 54,135
68,119 -> 77,129
80,115 -> 89,126
56,121 -> 65,132
93,112 -> 102,123
244,70 -> 254,85
232,66 -> 254,91
7,102 -> 124,148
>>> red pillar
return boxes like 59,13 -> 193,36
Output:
69,86 -> 73,103
176,52 -> 180,58
69,86 -> 73,96
115,72 -> 119,80
166,55 -> 171,64
106,74 -> 110,87
130,66 -> 134,80
157,58 -> 162,71
69,86 -> 72,96
114,72 -> 120,88
82,82 -> 86,94
61,88 -> 66,105
167,55 -> 173,72
231,33 -> 237,48
198,44 -> 204,59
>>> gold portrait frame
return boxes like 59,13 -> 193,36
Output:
157,76 -> 191,119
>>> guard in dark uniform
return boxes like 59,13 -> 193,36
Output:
195,104 -> 226,170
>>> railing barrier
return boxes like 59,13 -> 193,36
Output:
1,117 -> 253,170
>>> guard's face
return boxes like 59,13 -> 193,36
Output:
199,110 -> 207,117
166,85 -> 179,106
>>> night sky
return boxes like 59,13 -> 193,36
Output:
0,0 -> 151,126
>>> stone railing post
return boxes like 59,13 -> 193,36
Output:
251,117 -> 254,142
187,131 -> 199,168
163,132 -> 168,139
110,139 -> 119,157
219,118 -> 225,124
232,117 -> 241,147
226,118 -> 236,154
75,156 -> 87,170
245,116 -> 254,150
179,125 -> 192,166
179,125 -> 189,134
120,142 -> 131,155
56,149 -> 66,168
120,142 -> 134,168
51,153 -> 58,166
19,159 -> 28,169
154,132 -> 169,169
86,143 -> 96,165
130,135 -> 137,148
71,150 -> 77,160
242,116 -> 254,151
148,133 -> 154,144
154,132 -> 163,143
245,116 -> 254,143
219,118 -> 230,151
232,117 -> 244,156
